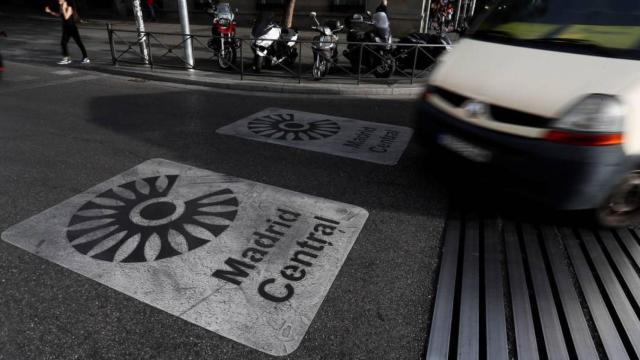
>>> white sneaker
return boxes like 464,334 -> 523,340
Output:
57,57 -> 72,65
81,58 -> 90,64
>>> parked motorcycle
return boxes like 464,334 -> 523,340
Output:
250,12 -> 299,73
394,32 -> 452,71
309,12 -> 343,80
206,2 -> 240,70
343,11 -> 396,78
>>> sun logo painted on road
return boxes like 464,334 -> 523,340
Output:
66,175 -> 239,263
247,113 -> 340,141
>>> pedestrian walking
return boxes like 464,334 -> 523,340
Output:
445,3 -> 454,31
45,0 -> 90,65
147,0 -> 158,21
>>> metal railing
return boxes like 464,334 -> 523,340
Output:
106,24 -> 451,85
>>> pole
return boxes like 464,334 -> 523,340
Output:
107,23 -> 116,65
284,0 -> 296,28
454,0 -> 463,29
461,0 -> 469,28
469,0 -> 477,18
177,0 -> 194,69
132,0 -> 149,64
422,0 -> 432,33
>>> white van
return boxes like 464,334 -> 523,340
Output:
418,0 -> 640,226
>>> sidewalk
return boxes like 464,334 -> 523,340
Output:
0,10 -> 428,97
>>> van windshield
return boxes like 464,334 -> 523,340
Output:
468,0 -> 640,60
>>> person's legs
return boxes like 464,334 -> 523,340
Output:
61,26 -> 71,58
69,25 -> 88,59
149,4 -> 156,20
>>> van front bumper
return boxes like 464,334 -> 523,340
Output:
418,102 -> 628,210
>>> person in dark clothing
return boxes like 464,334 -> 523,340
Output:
147,0 -> 157,21
45,0 -> 89,65
375,0 -> 388,14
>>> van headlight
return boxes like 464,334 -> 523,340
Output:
545,94 -> 625,146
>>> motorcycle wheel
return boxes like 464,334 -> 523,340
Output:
253,54 -> 263,73
218,46 -> 237,70
374,54 -> 396,78
312,56 -> 326,81
283,47 -> 298,67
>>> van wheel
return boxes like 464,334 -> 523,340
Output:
596,172 -> 640,227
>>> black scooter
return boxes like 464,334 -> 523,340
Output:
343,11 -> 396,78
250,12 -> 299,73
310,12 -> 343,80
394,32 -> 452,71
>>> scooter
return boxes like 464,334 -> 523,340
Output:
250,12 -> 299,73
343,11 -> 396,78
394,32 -> 452,71
309,12 -> 343,80
206,2 -> 240,70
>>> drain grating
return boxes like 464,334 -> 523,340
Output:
425,213 -> 640,360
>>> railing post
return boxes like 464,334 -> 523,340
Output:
298,41 -> 302,84
107,23 -> 116,65
147,33 -> 153,70
177,0 -> 194,69
357,44 -> 364,85
240,39 -> 244,80
411,44 -> 420,85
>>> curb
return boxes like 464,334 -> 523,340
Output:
88,64 -> 426,98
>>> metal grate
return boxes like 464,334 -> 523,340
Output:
425,212 -> 640,359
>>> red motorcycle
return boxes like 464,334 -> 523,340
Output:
207,2 -> 239,69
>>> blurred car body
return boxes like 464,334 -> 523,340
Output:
417,0 -> 640,226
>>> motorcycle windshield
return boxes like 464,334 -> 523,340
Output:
217,3 -> 233,20
252,12 -> 275,38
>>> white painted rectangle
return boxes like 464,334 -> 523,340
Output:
1,159 -> 368,356
216,108 -> 413,165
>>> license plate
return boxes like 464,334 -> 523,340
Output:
437,134 -> 492,163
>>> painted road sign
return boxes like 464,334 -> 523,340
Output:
1,159 -> 369,356
216,108 -> 413,165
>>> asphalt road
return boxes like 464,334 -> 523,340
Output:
0,45 -> 447,360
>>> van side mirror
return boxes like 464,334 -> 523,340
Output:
310,11 -> 317,18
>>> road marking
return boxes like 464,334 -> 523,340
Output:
0,75 -> 99,95
1,158 -> 368,356
52,69 -> 76,76
217,108 -> 413,165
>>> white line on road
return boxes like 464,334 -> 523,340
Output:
52,70 -> 76,76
